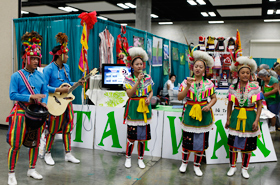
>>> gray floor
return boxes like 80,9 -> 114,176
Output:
0,125 -> 279,185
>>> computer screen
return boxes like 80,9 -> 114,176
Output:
102,64 -> 131,89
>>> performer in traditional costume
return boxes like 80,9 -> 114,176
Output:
178,48 -> 217,176
225,55 -> 263,179
122,47 -> 154,169
43,32 -> 83,165
7,31 -> 48,185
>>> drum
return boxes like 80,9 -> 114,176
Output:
23,104 -> 49,148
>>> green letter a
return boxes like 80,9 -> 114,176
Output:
98,111 -> 122,148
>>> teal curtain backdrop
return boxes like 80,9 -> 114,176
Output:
14,14 -> 190,104
253,58 -> 277,68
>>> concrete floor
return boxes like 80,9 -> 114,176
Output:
0,125 -> 279,185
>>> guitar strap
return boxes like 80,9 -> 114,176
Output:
18,70 -> 38,104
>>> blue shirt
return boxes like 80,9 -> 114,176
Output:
43,62 -> 74,93
9,69 -> 48,104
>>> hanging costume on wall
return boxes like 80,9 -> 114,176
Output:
179,48 -> 215,176
226,53 -> 263,179
7,31 -> 47,183
215,37 -> 225,52
43,32 -> 80,166
122,47 -> 154,169
227,37 -> 236,52
99,28 -> 114,69
206,36 -> 215,51
197,36 -> 206,51
116,26 -> 129,64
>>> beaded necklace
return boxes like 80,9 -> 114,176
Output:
193,79 -> 205,102
236,82 -> 250,107
133,75 -> 144,97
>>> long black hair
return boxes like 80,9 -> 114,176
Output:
52,45 -> 61,62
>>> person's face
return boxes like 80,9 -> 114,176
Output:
238,67 -> 251,83
131,58 -> 143,73
170,76 -> 176,83
27,57 -> 39,70
259,75 -> 269,82
193,60 -> 205,77
59,53 -> 69,63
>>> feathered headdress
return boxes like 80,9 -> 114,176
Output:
230,55 -> 257,73
120,46 -> 148,68
21,31 -> 43,68
188,45 -> 214,70
49,32 -> 69,62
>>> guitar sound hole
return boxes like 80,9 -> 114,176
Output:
63,97 -> 73,100
53,96 -> 61,105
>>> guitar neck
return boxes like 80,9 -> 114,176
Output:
68,73 -> 92,94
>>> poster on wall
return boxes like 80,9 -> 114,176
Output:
152,37 -> 163,66
147,38 -> 152,74
163,44 -> 170,75
133,36 -> 144,49
180,53 -> 185,65
172,47 -> 179,61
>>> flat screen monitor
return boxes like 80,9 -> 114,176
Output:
102,64 -> 131,90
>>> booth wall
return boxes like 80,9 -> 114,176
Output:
150,20 -> 280,57
0,0 -> 18,125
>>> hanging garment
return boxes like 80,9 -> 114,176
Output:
99,28 -> 115,68
227,37 -> 236,52
222,54 -> 232,70
198,36 -> 205,51
206,36 -> 215,51
116,26 -> 129,64
213,54 -> 222,69
215,37 -> 225,51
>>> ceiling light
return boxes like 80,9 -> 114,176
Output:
98,16 -> 108,20
158,22 -> 173,25
208,21 -> 224,24
201,12 -> 208,17
187,0 -> 197,5
21,10 -> 29,14
58,7 -> 70,12
125,3 -> 136,8
121,23 -> 128,26
117,3 -> 129,9
197,0 -> 206,5
264,19 -> 280,22
276,9 -> 280,14
267,9 -> 274,15
269,0 -> 276,1
209,12 -> 216,17
151,14 -> 159,18
58,7 -> 78,12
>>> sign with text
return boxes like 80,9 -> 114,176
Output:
94,106 -> 163,157
71,105 -> 96,149
212,89 -> 228,116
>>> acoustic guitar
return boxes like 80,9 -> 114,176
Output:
47,68 -> 98,116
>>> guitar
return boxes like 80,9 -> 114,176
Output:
47,68 -> 98,116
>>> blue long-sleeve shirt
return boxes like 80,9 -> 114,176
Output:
9,69 -> 48,104
43,62 -> 74,93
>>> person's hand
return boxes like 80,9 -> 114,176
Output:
40,103 -> 47,109
252,121 -> 259,131
201,105 -> 210,112
186,77 -> 195,87
78,78 -> 86,86
137,73 -> 145,81
225,120 -> 230,129
56,86 -> 69,93
263,92 -> 269,97
30,94 -> 46,102
145,97 -> 150,105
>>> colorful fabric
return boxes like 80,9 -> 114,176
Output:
194,152 -> 204,167
261,76 -> 280,105
43,62 -> 74,93
125,140 -> 146,159
9,69 -> 48,104
229,147 -> 238,167
228,82 -> 263,107
228,107 -> 261,137
123,74 -> 154,97
182,148 -> 190,164
6,105 -> 44,172
182,131 -> 209,152
179,78 -> 215,102
267,103 -> 280,115
228,135 -> 257,152
99,29 -> 114,68
124,97 -> 152,126
127,125 -> 151,141
45,103 -> 74,152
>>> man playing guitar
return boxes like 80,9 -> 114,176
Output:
43,32 -> 84,166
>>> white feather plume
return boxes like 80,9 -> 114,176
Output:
128,47 -> 149,61
192,50 -> 214,68
230,56 -> 257,73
